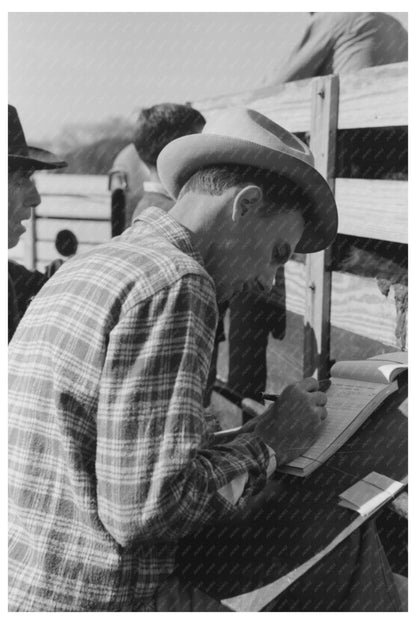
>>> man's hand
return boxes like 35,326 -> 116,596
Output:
254,378 -> 328,465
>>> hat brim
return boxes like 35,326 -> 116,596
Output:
157,134 -> 338,254
9,146 -> 67,171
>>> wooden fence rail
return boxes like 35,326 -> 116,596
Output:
194,62 -> 407,130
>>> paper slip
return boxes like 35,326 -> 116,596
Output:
338,472 -> 404,516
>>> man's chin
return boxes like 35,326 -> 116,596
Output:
8,226 -> 25,249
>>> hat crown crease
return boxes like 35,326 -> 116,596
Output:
203,108 -> 314,167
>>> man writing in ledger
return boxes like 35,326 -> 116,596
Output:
9,109 -> 400,611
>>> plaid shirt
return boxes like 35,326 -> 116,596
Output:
9,207 -> 271,611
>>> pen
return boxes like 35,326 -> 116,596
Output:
260,393 -> 281,402
259,379 -> 332,402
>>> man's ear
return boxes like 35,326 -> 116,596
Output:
231,185 -> 263,223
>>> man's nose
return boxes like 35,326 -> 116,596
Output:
27,180 -> 41,209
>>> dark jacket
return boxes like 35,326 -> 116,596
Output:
8,260 -> 47,342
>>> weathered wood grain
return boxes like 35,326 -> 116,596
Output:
34,173 -> 108,196
338,62 -> 408,129
195,62 -> 407,132
304,75 -> 339,378
335,178 -> 407,243
194,79 -> 313,132
36,218 -> 111,244
35,195 -> 111,220
285,260 -> 398,347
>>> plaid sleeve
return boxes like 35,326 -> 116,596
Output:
95,273 -> 270,547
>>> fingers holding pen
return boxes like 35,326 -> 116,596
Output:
313,390 -> 328,407
316,405 -> 328,422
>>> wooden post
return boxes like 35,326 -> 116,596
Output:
303,75 -> 339,379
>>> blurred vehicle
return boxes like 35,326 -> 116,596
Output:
108,143 -> 150,234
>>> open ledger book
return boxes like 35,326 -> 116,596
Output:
278,352 -> 407,477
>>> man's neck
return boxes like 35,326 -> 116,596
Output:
169,192 -> 232,300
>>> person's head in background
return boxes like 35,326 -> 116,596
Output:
8,105 -> 66,249
133,103 -> 205,184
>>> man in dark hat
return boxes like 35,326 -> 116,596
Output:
8,105 -> 67,341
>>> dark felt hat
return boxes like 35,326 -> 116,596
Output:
8,105 -> 67,171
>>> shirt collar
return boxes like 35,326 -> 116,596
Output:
142,181 -> 171,197
133,206 -> 204,267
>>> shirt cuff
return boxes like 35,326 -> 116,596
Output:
217,445 -> 276,505
265,444 -> 277,478
217,472 -> 249,505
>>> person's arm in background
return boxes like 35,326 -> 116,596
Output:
262,15 -> 333,86
95,273 -> 275,548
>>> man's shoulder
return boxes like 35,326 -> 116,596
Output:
319,12 -> 399,34
49,232 -> 214,311
313,12 -> 362,32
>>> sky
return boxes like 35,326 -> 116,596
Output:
9,12 -> 408,143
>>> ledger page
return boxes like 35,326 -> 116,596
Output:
284,378 -> 384,472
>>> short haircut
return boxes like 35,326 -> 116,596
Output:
133,103 -> 205,168
178,164 -> 313,216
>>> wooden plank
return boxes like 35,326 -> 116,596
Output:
34,173 -> 109,196
338,62 -> 407,129
331,272 -> 398,347
36,195 -> 111,220
195,63 -> 407,133
194,79 -> 313,132
303,75 -> 339,379
284,260 -> 399,347
335,178 -> 407,243
36,218 -> 111,244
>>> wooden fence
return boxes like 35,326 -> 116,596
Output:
9,62 -> 407,387
194,61 -> 407,382
8,174 -> 110,269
